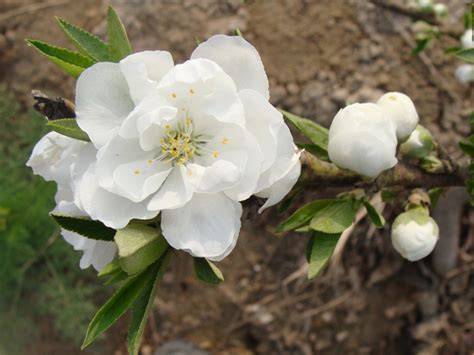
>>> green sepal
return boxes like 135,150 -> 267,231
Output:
26,39 -> 94,78
194,258 -> 224,285
107,6 -> 132,62
306,231 -> 340,279
363,200 -> 385,228
98,260 -> 121,277
51,213 -> 116,241
46,118 -> 90,142
115,224 -> 169,275
56,17 -> 109,61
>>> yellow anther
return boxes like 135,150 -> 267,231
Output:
148,160 -> 153,164
222,137 -> 229,145
189,88 -> 195,94
186,117 -> 192,125
389,95 -> 397,101
165,124 -> 171,130
171,93 -> 176,98
213,151 -> 219,158
134,170 -> 140,175
187,169 -> 193,176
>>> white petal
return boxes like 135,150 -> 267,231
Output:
257,151 -> 302,213
76,62 -> 134,147
76,166 -> 157,229
26,132 -> 87,186
161,193 -> 242,260
119,50 -> 174,105
147,166 -> 193,211
191,34 -> 269,99
96,135 -> 172,202
186,159 -> 242,193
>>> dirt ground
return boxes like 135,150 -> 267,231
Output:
1,0 -> 473,354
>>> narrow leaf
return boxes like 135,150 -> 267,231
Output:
194,258 -> 224,285
104,270 -> 129,286
459,139 -> 474,157
56,17 -> 109,61
277,199 -> 335,232
26,39 -> 94,78
51,213 -> 116,241
82,263 -> 158,349
98,260 -> 121,277
307,231 -> 340,279
127,251 -> 171,355
46,118 -> 90,141
309,199 -> 356,234
412,38 -> 430,55
456,48 -> 474,64
363,201 -> 385,228
280,109 -> 329,152
296,142 -> 330,161
107,6 -> 132,62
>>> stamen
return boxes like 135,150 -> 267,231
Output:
222,137 -> 229,145
171,93 -> 177,98
212,151 -> 219,158
134,170 -> 140,175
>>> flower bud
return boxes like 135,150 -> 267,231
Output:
461,29 -> 474,49
455,64 -> 474,84
433,3 -> 447,17
328,103 -> 397,178
399,124 -> 434,159
419,155 -> 444,173
376,92 -> 419,142
391,208 -> 439,261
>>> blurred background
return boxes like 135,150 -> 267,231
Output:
0,0 -> 473,354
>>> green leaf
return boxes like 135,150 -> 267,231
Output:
81,263 -> 158,349
107,6 -> 132,62
56,17 -> 109,61
456,48 -> 474,64
296,142 -> 330,161
26,40 -> 94,78
280,109 -> 329,152
363,201 -> 385,228
115,224 -> 169,275
127,251 -> 171,355
51,213 -> 116,241
412,38 -> 430,55
459,138 -> 474,157
104,270 -> 129,286
46,118 -> 90,141
194,258 -> 224,285
277,199 -> 335,232
98,260 -> 122,277
309,199 -> 356,234
306,231 -> 340,279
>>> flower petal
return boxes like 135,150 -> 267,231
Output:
147,166 -> 193,211
120,50 -> 174,105
75,166 -> 157,229
76,62 -> 134,147
161,192 -> 242,260
191,34 -> 269,99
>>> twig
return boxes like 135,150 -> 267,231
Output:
293,291 -> 353,321
0,0 -> 70,24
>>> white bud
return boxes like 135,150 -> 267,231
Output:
455,64 -> 474,84
418,0 -> 433,10
433,3 -> 447,17
376,92 -> 419,141
399,124 -> 434,159
391,209 -> 439,261
461,29 -> 474,49
328,103 -> 397,178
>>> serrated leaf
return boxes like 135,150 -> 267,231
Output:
307,231 -> 340,279
107,6 -> 132,62
127,251 -> 171,355
27,39 -> 94,78
363,201 -> 385,228
51,213 -> 115,241
309,199 -> 356,234
81,263 -> 159,349
194,258 -> 224,285
277,199 -> 335,232
280,109 -> 329,153
115,224 -> 169,275
56,17 -> 109,61
46,118 -> 90,141
456,48 -> 474,64
296,142 -> 330,161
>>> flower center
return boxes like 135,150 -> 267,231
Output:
159,117 -> 197,165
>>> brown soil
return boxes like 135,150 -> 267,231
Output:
1,0 -> 473,354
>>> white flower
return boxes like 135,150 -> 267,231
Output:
399,124 -> 433,159
29,35 -> 301,262
328,103 -> 398,178
455,64 -> 474,84
27,132 -> 117,271
376,92 -> 419,141
433,3 -> 447,17
391,209 -> 439,261
461,29 -> 473,49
